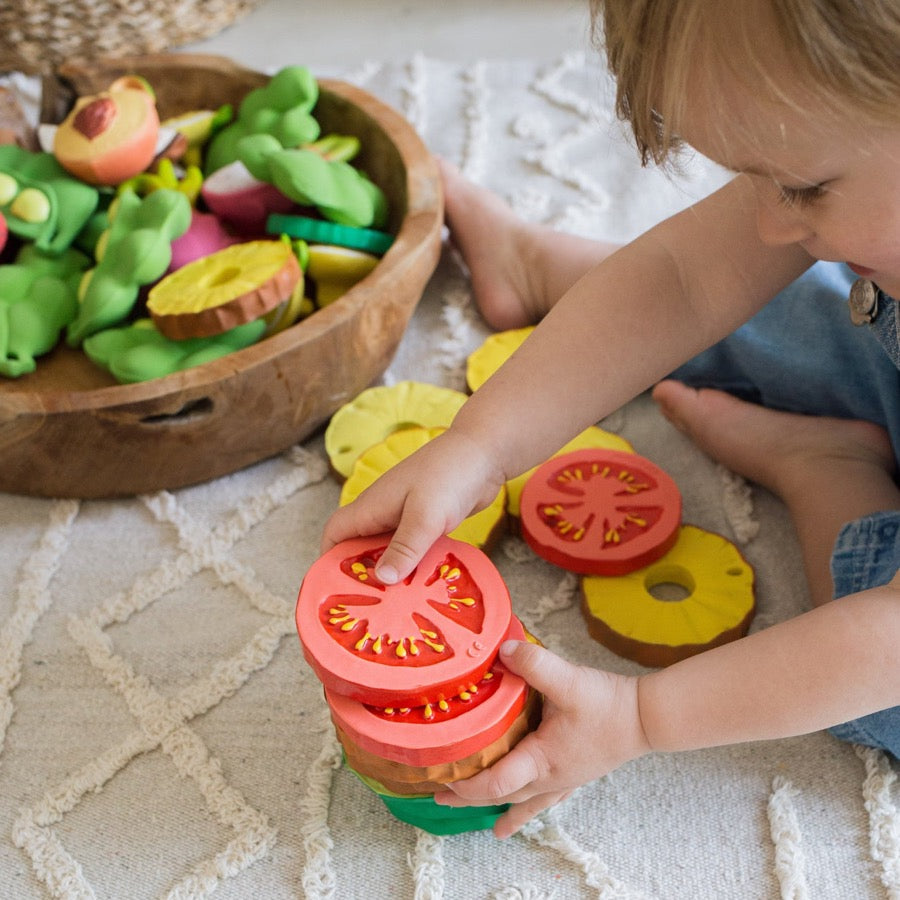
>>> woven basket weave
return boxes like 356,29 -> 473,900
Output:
0,0 -> 265,73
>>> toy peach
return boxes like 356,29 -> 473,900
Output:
341,426 -> 508,552
53,78 -> 160,186
519,448 -> 682,576
147,239 -> 301,340
580,525 -> 756,667
324,380 -> 468,479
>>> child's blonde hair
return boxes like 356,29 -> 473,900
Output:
591,0 -> 900,166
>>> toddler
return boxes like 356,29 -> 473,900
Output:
323,0 -> 900,838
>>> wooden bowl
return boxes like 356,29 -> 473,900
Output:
0,54 -> 443,498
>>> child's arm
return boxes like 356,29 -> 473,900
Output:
435,575 -> 900,838
322,175 -> 814,580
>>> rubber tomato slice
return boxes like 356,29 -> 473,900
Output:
327,617 -> 530,767
296,532 -> 513,707
519,448 -> 682,575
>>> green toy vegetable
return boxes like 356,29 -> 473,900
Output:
83,317 -> 267,383
0,145 -> 99,256
204,66 -> 321,175
66,187 -> 192,346
0,244 -> 91,377
238,133 -> 388,229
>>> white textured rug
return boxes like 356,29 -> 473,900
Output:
2,54 -> 899,900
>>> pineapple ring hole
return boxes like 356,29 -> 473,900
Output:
207,265 -> 242,288
644,564 -> 695,603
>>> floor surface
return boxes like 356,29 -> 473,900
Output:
183,0 -> 595,71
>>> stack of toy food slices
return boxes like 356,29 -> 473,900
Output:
296,532 -> 541,834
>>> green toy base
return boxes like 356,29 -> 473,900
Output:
346,759 -> 507,836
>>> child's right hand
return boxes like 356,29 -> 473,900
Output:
320,427 -> 507,583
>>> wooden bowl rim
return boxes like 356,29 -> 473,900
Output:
2,55 -> 440,413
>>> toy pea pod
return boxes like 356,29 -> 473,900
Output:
83,317 -> 266,383
238,133 -> 388,229
204,65 -> 321,175
0,145 -> 99,255
66,187 -> 192,346
0,244 -> 91,377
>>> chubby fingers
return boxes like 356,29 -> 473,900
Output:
492,790 -> 573,839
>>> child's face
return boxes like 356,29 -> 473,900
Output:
681,77 -> 900,299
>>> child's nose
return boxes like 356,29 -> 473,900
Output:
754,194 -> 814,246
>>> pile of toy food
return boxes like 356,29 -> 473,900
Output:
293,331 -> 758,834
0,66 -> 392,382
296,531 -> 542,835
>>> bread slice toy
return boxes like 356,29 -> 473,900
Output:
580,525 -> 756,667
296,532 -> 541,834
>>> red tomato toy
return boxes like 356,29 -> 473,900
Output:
519,448 -> 682,576
328,617 -> 531,768
296,532 -> 514,707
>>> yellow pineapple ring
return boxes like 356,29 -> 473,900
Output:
148,240 -> 301,339
341,425 -> 507,552
325,380 -> 468,480
580,525 -> 756,668
506,425 -> 634,521
466,326 -> 534,392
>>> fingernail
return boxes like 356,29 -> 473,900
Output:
377,564 -> 398,585
499,640 -> 520,658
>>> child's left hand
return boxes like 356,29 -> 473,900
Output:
433,640 -> 651,838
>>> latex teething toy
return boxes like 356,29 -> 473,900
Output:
341,426 -> 508,552
53,76 -> 160,186
147,239 -> 301,340
201,159 -> 297,236
0,244 -> 91,377
239,132 -> 388,229
66,187 -> 192,346
161,105 -> 232,169
0,145 -> 99,255
204,65 -> 321,175
324,380 -> 468,479
519,448 -> 682,576
306,244 -> 379,306
296,533 -> 539,835
267,212 -> 393,255
580,525 -> 756,667
506,426 -> 634,521
168,209 -> 242,272
120,157 -> 204,205
83,317 -> 266,383
296,532 -> 517,707
466,326 -> 535,392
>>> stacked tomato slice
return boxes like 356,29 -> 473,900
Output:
296,532 -> 537,832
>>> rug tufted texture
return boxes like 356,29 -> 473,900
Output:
1,54 -> 898,900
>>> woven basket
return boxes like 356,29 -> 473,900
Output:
0,0 -> 265,74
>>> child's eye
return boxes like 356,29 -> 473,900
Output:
776,181 -> 827,208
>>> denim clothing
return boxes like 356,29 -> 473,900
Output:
669,262 -> 900,758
